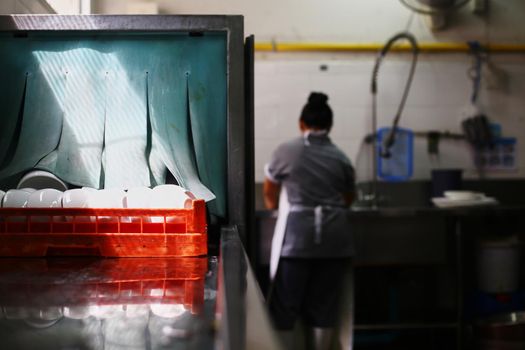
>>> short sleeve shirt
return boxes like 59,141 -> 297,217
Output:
265,133 -> 356,258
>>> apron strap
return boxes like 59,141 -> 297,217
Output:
269,188 -> 289,281
314,205 -> 323,244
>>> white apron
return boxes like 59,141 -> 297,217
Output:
269,188 -> 289,281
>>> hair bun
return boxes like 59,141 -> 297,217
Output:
308,92 -> 328,107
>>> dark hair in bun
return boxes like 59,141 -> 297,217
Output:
300,92 -> 333,130
308,92 -> 328,107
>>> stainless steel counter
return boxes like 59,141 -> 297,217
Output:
0,227 -> 279,350
217,226 -> 281,350
0,257 -> 216,349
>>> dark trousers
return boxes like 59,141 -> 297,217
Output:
269,257 -> 350,330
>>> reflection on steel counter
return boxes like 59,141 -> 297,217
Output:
0,257 -> 217,349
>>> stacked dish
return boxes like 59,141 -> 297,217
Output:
0,171 -> 196,219
432,191 -> 498,208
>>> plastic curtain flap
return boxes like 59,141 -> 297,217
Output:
0,40 -> 29,171
0,40 -> 65,180
54,47 -> 106,188
186,37 -> 227,216
0,34 -> 227,216
147,41 -> 216,203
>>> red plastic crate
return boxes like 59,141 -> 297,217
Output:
0,200 -> 207,257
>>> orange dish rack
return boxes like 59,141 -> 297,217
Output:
0,199 -> 207,257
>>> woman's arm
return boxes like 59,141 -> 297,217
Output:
263,178 -> 281,210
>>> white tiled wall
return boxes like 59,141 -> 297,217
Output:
254,53 -> 525,183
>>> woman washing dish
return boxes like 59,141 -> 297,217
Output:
264,92 -> 356,350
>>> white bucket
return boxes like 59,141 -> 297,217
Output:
476,236 -> 522,294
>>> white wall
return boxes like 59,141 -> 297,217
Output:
254,53 -> 525,182
91,0 -> 525,183
93,0 -> 525,43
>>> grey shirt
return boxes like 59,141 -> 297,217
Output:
265,132 -> 356,258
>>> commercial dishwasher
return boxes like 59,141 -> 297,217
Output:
0,15 -> 273,350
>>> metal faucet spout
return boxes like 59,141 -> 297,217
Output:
368,32 -> 419,207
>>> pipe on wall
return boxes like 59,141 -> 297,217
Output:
255,42 -> 525,53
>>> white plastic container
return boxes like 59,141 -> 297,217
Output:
477,237 -> 522,294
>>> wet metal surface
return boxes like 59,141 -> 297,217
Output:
0,257 -> 217,349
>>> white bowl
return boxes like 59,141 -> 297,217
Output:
17,170 -> 68,191
2,189 -> 33,222
27,189 -> 64,222
3,306 -> 29,319
125,304 -> 150,318
23,307 -> 64,328
444,191 -> 484,201
88,189 -> 125,208
150,185 -> 192,223
18,188 -> 36,193
0,190 -> 5,205
124,187 -> 153,209
88,189 -> 126,222
62,188 -> 91,208
149,303 -> 186,319
28,306 -> 63,321
89,304 -> 124,319
124,187 -> 153,223
27,189 -> 63,208
63,306 -> 90,320
62,188 -> 92,222
82,187 -> 98,192
151,185 -> 192,209
2,189 -> 32,208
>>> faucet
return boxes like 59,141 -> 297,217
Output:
368,32 -> 419,207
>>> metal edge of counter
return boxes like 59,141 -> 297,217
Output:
217,225 -> 282,350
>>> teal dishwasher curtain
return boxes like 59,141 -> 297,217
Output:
56,47 -> 106,188
0,33 -> 227,217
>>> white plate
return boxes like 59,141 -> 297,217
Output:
432,196 -> 498,208
17,170 -> 68,191
444,191 -> 484,201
